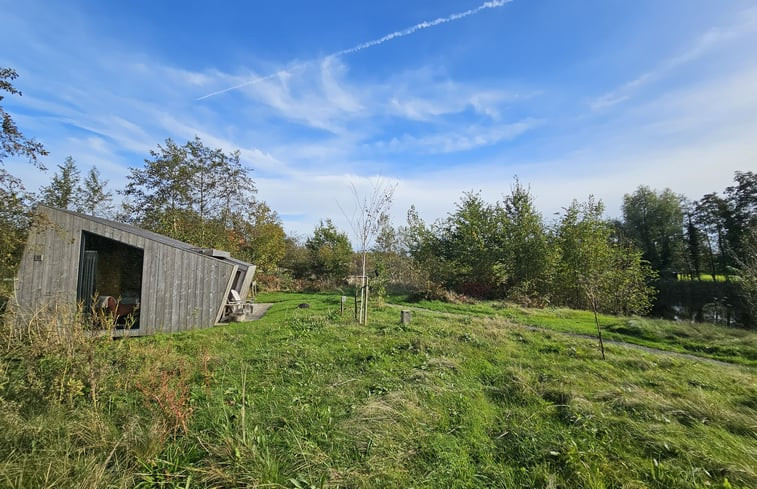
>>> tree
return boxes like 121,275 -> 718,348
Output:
725,171 -> 757,263
622,186 -> 684,274
498,179 -> 550,299
342,178 -> 396,323
1,67 -> 47,168
306,219 -> 353,282
78,166 -> 113,217
122,137 -> 257,248
734,224 -> 757,326
434,191 -> 504,296
0,172 -> 32,296
551,196 -> 655,315
399,205 -> 438,290
39,156 -> 81,210
0,67 -> 47,297
234,202 -> 286,274
694,193 -> 731,279
121,138 -> 193,236
281,234 -> 311,279
402,205 -> 433,264
683,202 -> 703,280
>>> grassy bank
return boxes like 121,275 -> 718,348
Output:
389,295 -> 757,367
1,292 -> 755,488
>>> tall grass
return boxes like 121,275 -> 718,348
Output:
0,292 -> 755,488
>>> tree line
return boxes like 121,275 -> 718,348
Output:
2,66 -> 755,325
278,176 -> 756,326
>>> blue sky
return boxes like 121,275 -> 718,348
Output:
2,0 -> 756,237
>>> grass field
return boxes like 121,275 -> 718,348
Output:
676,274 -> 731,282
388,295 -> 757,367
1,291 -> 755,488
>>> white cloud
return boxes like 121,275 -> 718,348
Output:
371,119 -> 539,154
388,87 -> 519,121
591,6 -> 757,111
198,0 -> 513,100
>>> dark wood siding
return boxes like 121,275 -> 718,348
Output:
15,206 -> 238,336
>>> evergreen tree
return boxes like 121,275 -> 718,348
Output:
78,166 -> 113,217
498,179 -> 550,298
434,191 -> 503,295
306,219 -> 353,281
684,205 -> 703,279
39,156 -> 81,210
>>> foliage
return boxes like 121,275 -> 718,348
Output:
694,192 -> 733,278
233,202 -> 287,274
432,191 -> 505,296
0,173 -> 32,297
497,179 -> 550,300
39,156 -> 81,210
0,68 -> 46,298
281,234 -> 311,280
622,186 -> 684,273
725,171 -> 757,260
735,225 -> 757,325
683,201 -> 704,279
0,67 -> 47,168
78,166 -> 113,217
122,137 -> 256,248
402,186 -> 655,317
306,219 -> 353,281
120,136 -> 285,274
39,156 -> 113,217
552,197 -> 656,315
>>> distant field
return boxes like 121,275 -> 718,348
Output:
676,273 -> 732,282
1,291 -> 755,488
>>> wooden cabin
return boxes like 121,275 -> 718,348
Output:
14,205 -> 256,336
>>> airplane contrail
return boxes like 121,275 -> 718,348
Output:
197,0 -> 512,101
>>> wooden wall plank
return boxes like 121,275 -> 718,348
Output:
15,206 -> 246,335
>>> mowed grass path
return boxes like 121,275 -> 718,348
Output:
1,291 -> 755,488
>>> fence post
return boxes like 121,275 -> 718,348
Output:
401,310 -> 411,324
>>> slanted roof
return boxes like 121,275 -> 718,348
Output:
38,205 -> 254,270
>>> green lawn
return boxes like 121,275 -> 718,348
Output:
676,273 -> 732,282
388,295 -> 757,367
0,291 -> 755,488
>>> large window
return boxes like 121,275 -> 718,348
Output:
77,231 -> 144,329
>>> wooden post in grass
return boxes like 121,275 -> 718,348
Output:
341,295 -> 346,315
401,310 -> 411,324
363,283 -> 369,324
